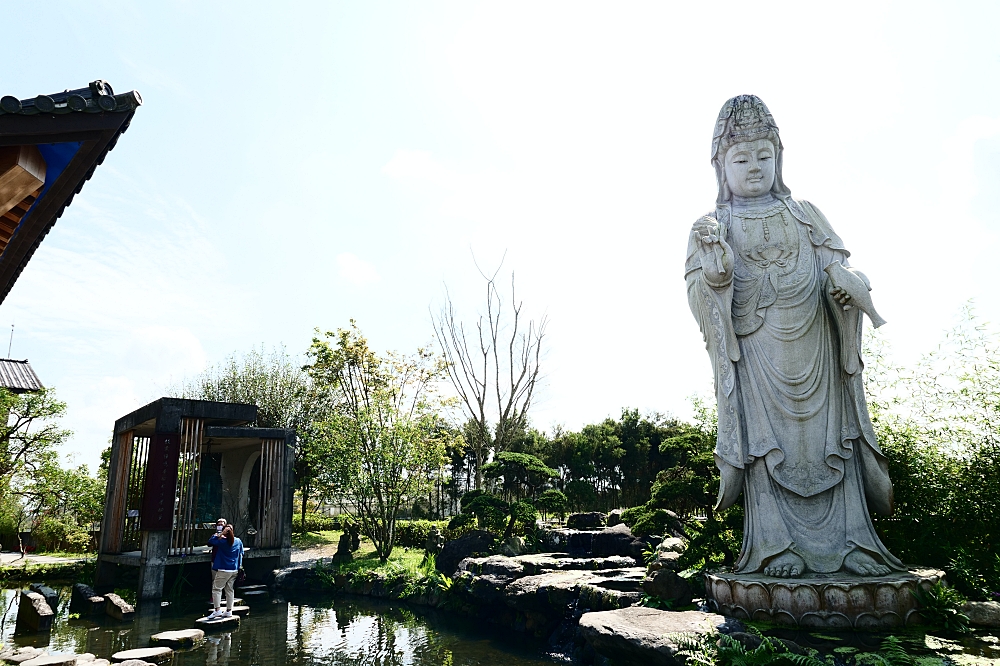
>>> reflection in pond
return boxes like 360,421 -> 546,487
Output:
0,587 -> 558,666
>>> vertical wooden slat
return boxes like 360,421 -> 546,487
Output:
171,418 -> 203,555
256,438 -> 283,549
122,435 -> 149,552
103,430 -> 133,553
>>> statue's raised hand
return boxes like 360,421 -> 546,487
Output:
691,216 -> 733,284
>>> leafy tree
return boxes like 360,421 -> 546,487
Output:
306,321 -> 451,561
482,451 -> 557,502
534,488 -> 568,522
0,388 -> 71,481
451,490 -> 538,539
864,312 -> 1000,600
564,479 -> 597,511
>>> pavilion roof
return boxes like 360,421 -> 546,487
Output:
0,80 -> 142,306
0,358 -> 43,393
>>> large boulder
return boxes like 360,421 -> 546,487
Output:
273,566 -> 321,590
70,583 -> 105,615
591,523 -> 645,559
577,607 -> 731,666
104,593 -> 134,621
646,550 -> 682,574
567,512 -> 607,529
964,600 -> 1000,627
642,569 -> 693,606
658,537 -> 686,554
458,555 -> 526,580
568,531 -> 594,556
607,509 -> 623,527
436,530 -> 496,575
15,591 -> 54,633
28,584 -> 59,614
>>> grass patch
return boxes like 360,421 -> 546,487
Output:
330,546 -> 427,577
0,559 -> 93,583
292,529 -> 342,549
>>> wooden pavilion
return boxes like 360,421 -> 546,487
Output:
95,398 -> 295,600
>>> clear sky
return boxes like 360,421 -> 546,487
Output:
3,1 -> 999,471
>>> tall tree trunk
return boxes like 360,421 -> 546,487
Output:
300,483 -> 309,532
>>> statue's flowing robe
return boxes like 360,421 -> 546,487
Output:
684,198 -> 904,574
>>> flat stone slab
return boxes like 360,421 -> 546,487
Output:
2,647 -> 47,664
20,656 -> 77,666
229,605 -> 250,617
578,607 -> 729,666
234,584 -> 267,593
149,628 -> 205,648
109,647 -> 172,664
705,567 -> 945,629
195,614 -> 240,630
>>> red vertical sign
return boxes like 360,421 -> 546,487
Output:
140,433 -> 179,531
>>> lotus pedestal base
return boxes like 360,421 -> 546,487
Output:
704,567 -> 944,629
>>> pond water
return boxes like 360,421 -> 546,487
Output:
0,586 -> 561,665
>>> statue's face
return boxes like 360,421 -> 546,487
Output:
724,139 -> 776,198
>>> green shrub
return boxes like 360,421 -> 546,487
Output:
394,520 -> 449,548
32,516 -> 93,553
911,581 -> 970,634
292,513 -> 342,533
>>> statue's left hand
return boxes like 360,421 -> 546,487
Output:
830,286 -> 853,308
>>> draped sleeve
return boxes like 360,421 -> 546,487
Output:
684,209 -> 745,478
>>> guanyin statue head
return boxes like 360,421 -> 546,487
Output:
711,95 -> 791,204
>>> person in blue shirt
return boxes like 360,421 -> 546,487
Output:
207,520 -> 243,619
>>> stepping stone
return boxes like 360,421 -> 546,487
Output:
15,591 -> 54,633
3,649 -> 46,665
21,656 -> 77,666
240,590 -> 269,600
230,605 -> 250,617
149,629 -> 204,648
116,661 -> 152,666
194,614 -> 240,631
234,584 -> 267,593
109,647 -> 172,664
104,593 -> 134,622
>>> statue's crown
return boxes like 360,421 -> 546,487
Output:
711,94 -> 780,162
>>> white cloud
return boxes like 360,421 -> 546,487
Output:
336,253 -> 380,286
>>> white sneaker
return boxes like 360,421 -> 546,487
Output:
221,611 -> 232,618
207,610 -> 222,620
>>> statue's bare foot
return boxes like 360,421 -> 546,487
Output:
763,552 -> 805,578
843,550 -> 891,577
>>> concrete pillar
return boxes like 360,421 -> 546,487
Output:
137,530 -> 170,601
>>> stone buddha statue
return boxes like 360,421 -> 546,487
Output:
684,95 -> 904,578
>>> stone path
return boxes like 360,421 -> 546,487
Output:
0,552 -> 91,567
